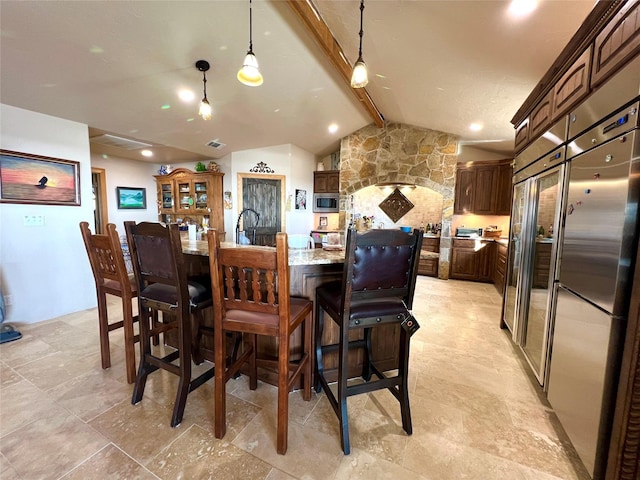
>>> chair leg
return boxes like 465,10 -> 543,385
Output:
214,320 -> 227,439
171,310 -> 193,427
338,322 -> 351,455
362,327 -> 372,382
302,310 -> 312,402
132,305 -> 153,406
249,334 -> 258,391
97,291 -> 111,370
151,310 -> 161,346
398,327 -> 412,435
277,330 -> 290,454
314,303 -> 325,394
191,311 -> 205,366
122,295 -> 137,384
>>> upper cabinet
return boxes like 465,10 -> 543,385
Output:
313,170 -> 340,193
454,160 -> 512,215
511,0 -> 640,154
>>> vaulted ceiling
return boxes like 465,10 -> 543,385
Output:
0,0 -> 594,163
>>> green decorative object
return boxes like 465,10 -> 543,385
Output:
195,161 -> 206,172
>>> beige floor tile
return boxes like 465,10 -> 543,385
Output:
147,424 -> 272,480
0,452 -> 22,480
0,334 -> 59,368
47,369 -> 133,421
265,467 -> 298,480
15,350 -> 102,390
0,361 -> 23,390
88,396 -> 193,466
59,443 -> 158,480
334,448 -> 428,480
233,410 -> 343,479
0,412 -> 109,479
0,380 -> 69,437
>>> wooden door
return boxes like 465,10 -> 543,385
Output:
241,176 -> 282,247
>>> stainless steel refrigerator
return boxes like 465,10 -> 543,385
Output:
547,100 -> 640,479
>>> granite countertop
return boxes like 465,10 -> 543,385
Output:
182,240 -> 438,266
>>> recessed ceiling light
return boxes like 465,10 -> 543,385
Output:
375,73 -> 386,79
328,123 -> 339,134
161,104 -> 171,110
141,150 -> 153,157
469,123 -> 483,131
178,89 -> 195,102
508,0 -> 537,17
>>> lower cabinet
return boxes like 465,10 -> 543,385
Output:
494,242 -> 508,295
418,237 -> 440,277
450,238 -> 497,283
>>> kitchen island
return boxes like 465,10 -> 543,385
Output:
181,238 -> 435,382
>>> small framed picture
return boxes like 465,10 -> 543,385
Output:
116,186 -> 146,209
319,216 -> 328,227
295,189 -> 307,210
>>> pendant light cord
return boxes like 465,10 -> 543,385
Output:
202,71 -> 208,101
248,0 -> 254,54
357,0 -> 364,59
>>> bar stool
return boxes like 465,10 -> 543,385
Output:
125,221 -> 214,427
314,227 -> 423,454
79,221 -> 139,384
207,229 -> 313,454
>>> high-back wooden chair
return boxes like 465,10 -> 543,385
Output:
207,229 -> 313,454
125,221 -> 214,427
80,221 -> 139,384
314,227 -> 423,454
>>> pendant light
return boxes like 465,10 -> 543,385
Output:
237,0 -> 263,87
196,60 -> 212,120
350,0 -> 368,89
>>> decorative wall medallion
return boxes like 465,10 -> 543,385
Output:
249,161 -> 275,173
379,188 -> 414,223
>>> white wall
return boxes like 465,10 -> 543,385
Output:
0,104 -> 96,324
457,145 -> 511,164
91,153 -> 159,234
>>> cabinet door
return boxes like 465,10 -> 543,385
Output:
314,173 -> 328,193
454,169 -> 475,214
450,248 -> 479,280
158,179 -> 174,212
591,0 -> 640,87
473,166 -> 498,214
326,172 -> 340,193
478,242 -> 496,282
529,91 -> 554,141
552,47 -> 591,119
495,164 -> 513,215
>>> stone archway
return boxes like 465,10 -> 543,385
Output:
337,122 -> 458,279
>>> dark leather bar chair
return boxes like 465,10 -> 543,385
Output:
124,221 -> 213,427
314,227 -> 423,454
80,221 -> 140,384
207,229 -> 312,454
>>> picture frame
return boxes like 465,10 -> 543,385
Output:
295,188 -> 307,210
116,186 -> 147,209
319,216 -> 328,227
0,149 -> 81,206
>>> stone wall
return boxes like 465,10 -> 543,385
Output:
338,122 -> 458,279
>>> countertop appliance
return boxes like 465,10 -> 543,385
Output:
547,97 -> 639,479
313,193 -> 339,213
455,227 -> 483,238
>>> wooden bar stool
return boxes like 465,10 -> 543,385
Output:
314,227 -> 423,454
79,221 -> 139,384
207,229 -> 313,454
125,221 -> 214,427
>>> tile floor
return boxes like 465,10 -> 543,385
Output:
0,276 -> 591,480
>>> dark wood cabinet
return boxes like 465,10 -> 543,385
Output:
494,242 -> 507,295
453,169 -> 476,214
591,0 -> 640,88
552,47 -> 591,119
451,238 -> 498,283
529,91 -> 553,141
313,170 -> 340,193
454,160 -> 513,215
418,237 -> 440,277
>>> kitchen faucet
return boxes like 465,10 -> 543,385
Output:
235,208 -> 261,244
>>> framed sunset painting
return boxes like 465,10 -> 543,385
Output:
0,150 -> 80,206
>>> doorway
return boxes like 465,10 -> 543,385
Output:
237,173 -> 286,247
91,168 -> 108,234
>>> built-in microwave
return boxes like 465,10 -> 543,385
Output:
313,193 -> 339,213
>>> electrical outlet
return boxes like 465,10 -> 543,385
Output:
3,295 -> 12,306
23,215 -> 45,226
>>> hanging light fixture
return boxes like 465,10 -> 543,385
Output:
196,60 -> 212,120
350,0 -> 368,88
237,0 -> 263,87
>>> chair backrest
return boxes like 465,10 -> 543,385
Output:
124,221 -> 190,308
208,229 -> 290,320
79,221 -> 131,289
342,227 -> 423,309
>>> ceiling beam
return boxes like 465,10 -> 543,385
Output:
286,0 -> 384,128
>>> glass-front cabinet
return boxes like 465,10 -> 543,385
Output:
154,167 -> 225,239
